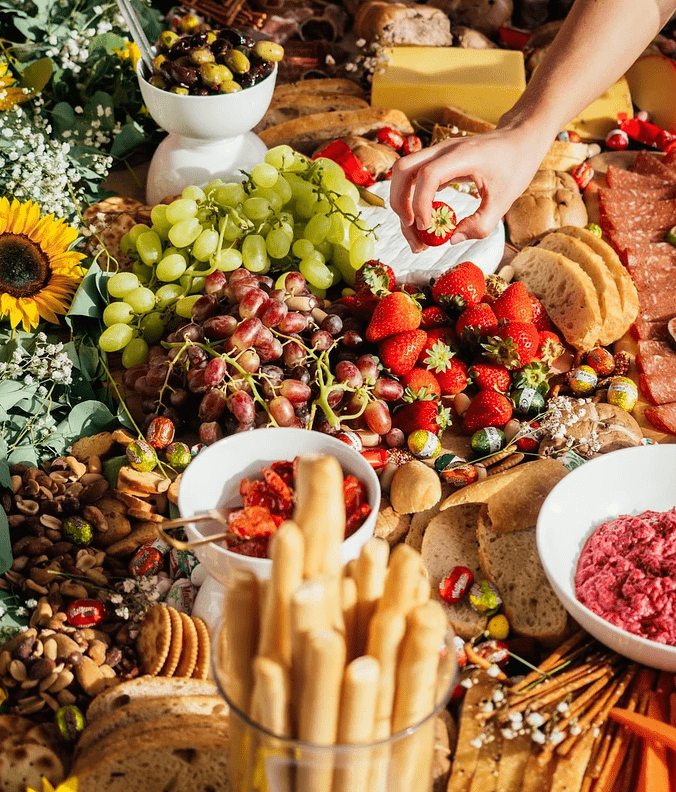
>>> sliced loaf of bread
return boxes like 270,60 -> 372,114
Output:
477,509 -> 568,645
421,504 -> 487,640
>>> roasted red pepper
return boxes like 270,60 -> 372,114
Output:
618,113 -> 674,151
313,139 -> 375,187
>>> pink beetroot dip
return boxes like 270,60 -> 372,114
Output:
575,507 -> 676,645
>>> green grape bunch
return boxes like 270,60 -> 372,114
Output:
100,145 -> 378,367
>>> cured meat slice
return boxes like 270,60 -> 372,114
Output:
644,402 -> 676,435
630,319 -> 668,341
623,263 -> 676,291
639,373 -> 676,405
599,201 -> 676,231
631,151 -> 676,183
605,228 -> 671,251
598,186 -> 676,203
638,290 -> 676,321
637,340 -> 676,376
619,243 -> 676,266
606,164 -> 673,189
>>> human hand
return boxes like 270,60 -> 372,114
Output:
389,125 -> 551,253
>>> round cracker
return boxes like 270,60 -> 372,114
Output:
0,738 -> 65,792
0,715 -> 32,748
191,616 -> 211,680
160,606 -> 184,677
137,604 -> 172,676
174,611 -> 199,678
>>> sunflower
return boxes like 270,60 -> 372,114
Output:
0,61 -> 30,111
0,198 -> 85,332
114,41 -> 142,70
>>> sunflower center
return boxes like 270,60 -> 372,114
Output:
0,234 -> 51,298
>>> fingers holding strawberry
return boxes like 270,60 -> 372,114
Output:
414,201 -> 458,247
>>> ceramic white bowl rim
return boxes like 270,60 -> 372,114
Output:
177,427 -> 380,580
536,444 -> 676,667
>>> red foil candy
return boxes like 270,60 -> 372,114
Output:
129,544 -> 164,577
438,566 -> 474,605
618,113 -> 674,151
474,639 -> 510,667
571,162 -> 594,190
66,599 -> 105,627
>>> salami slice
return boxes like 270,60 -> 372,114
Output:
623,263 -> 676,291
598,186 -> 676,203
644,402 -> 676,435
606,228 -> 671,251
606,164 -> 673,189
599,201 -> 676,231
631,151 -> 676,183
637,341 -> 676,377
630,319 -> 668,341
639,373 -> 676,405
619,244 -> 676,266
638,290 -> 676,321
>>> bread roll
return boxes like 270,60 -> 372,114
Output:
354,1 -> 452,46
389,460 -> 442,515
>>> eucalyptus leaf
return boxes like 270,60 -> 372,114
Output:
110,121 -> 147,159
0,507 -> 10,576
66,262 -> 108,323
90,32 -> 125,54
51,400 -> 116,448
0,437 -> 10,491
7,444 -> 39,468
102,455 -> 127,489
19,57 -> 53,94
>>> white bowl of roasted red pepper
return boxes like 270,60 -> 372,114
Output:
177,427 -> 380,583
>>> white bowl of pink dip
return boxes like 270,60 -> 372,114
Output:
537,444 -> 676,671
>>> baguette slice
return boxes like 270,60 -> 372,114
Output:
510,246 -> 602,351
76,695 -> 227,755
257,93 -> 370,131
477,510 -> 567,645
259,108 -> 414,154
441,105 -> 495,134
420,505 -> 487,640
271,78 -> 366,101
72,728 -> 231,792
86,676 -> 218,723
559,225 -> 639,333
536,232 -> 624,346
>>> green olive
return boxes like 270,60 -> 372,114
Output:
200,62 -> 232,87
224,49 -> 250,75
206,31 -> 217,45
152,53 -> 167,72
179,13 -> 200,33
149,75 -> 167,89
190,47 -> 215,65
218,79 -> 242,94
170,85 -> 190,95
159,30 -> 179,51
253,40 -> 284,63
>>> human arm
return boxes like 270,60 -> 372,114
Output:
390,0 -> 676,252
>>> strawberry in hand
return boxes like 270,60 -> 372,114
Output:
415,201 -> 458,247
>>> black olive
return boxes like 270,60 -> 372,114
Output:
170,63 -> 199,87
194,87 -> 210,96
169,38 -> 192,59
211,38 -> 232,55
190,31 -> 209,46
219,28 -> 245,47
238,72 -> 256,88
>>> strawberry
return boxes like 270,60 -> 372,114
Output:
468,362 -> 511,393
420,305 -> 449,330
537,330 -> 564,364
455,303 -> 497,342
393,399 -> 451,436
354,259 -> 396,295
435,358 -> 468,396
462,390 -> 513,434
432,261 -> 486,310
402,367 -> 441,399
379,329 -> 427,376
492,282 -> 533,324
529,294 -> 554,332
366,292 -> 421,343
418,327 -> 457,365
415,201 -> 457,246
339,289 -> 379,321
482,321 -> 540,370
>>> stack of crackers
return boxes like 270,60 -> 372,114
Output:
136,605 -> 211,681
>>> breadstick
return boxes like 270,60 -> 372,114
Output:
250,656 -> 292,737
366,608 -> 406,792
294,455 -> 345,578
333,656 -> 380,792
390,600 -> 448,792
354,537 -> 389,656
297,629 -> 347,792
258,521 -> 305,666
223,571 -> 260,711
325,538 -> 346,635
341,576 -> 358,663
345,558 -> 359,580
377,543 -> 426,617
414,573 -> 431,607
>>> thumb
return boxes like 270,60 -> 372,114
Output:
451,199 -> 503,243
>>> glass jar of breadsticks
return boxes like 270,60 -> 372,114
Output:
213,455 -> 457,792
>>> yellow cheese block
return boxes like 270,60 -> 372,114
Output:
370,47 -> 526,124
565,77 -> 633,141
626,53 -> 676,132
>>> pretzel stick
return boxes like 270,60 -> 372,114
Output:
464,642 -> 510,685
509,631 -> 591,693
390,600 -> 448,792
333,656 -> 380,792
354,538 -> 389,657
294,456 -> 345,578
510,665 -> 614,715
617,693 -> 650,792
555,673 -> 616,731
588,719 -> 615,778
258,522 -> 304,666
377,543 -> 426,617
297,629 -> 346,792
341,576 -> 358,663
366,608 -> 407,792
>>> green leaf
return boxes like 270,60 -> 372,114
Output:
7,444 -> 39,468
103,455 -> 127,489
66,262 -> 109,324
51,101 -> 76,137
51,400 -> 116,448
0,437 -> 10,491
90,33 -> 126,54
0,506 -> 11,576
19,57 -> 53,95
110,121 -> 146,159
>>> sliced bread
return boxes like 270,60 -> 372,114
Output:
406,482 -> 453,551
76,695 -> 228,755
536,232 -> 624,346
257,93 -> 371,131
510,246 -> 602,351
420,505 -> 487,640
271,78 -> 366,101
86,676 -> 218,723
476,510 -> 567,645
558,225 -> 639,333
72,728 -> 231,792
